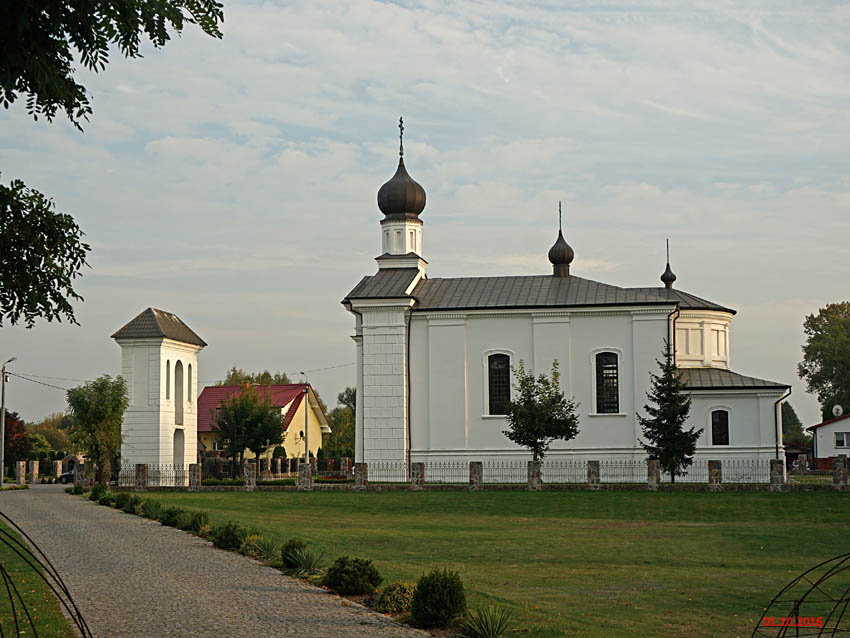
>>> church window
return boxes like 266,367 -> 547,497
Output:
188,363 -> 193,403
395,230 -> 402,252
409,230 -> 415,251
166,360 -> 171,400
595,352 -> 619,414
488,354 -> 510,415
711,410 -> 730,445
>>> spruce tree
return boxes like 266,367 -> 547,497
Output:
638,342 -> 700,483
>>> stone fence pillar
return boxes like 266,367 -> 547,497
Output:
770,459 -> 786,492
188,464 -> 201,492
297,462 -> 312,491
354,463 -> 368,490
647,460 -> 660,491
468,461 -> 483,491
410,462 -> 425,490
74,464 -> 85,487
527,460 -> 542,491
833,456 -> 848,491
587,461 -> 600,490
52,460 -> 62,478
134,464 -> 148,489
16,461 -> 26,486
27,460 -> 39,484
244,463 -> 257,492
708,460 -> 722,491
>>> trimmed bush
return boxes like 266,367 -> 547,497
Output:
256,479 -> 296,486
89,483 -> 107,501
211,522 -> 246,550
411,568 -> 466,629
114,492 -> 132,509
201,478 -> 245,486
374,582 -> 416,614
140,499 -> 163,520
323,556 -> 382,595
98,493 -> 116,507
123,495 -> 142,514
72,485 -> 84,495
460,606 -> 512,638
190,511 -> 210,534
281,538 -> 308,568
160,507 -> 186,527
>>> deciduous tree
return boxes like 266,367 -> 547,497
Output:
502,360 -> 580,462
798,302 -> 850,420
217,366 -> 291,386
3,409 -> 31,473
638,343 -> 700,483
212,385 -> 284,471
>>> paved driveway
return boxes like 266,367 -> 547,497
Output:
1,485 -> 429,637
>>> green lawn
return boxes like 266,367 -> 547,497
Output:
145,490 -> 850,637
0,521 -> 76,638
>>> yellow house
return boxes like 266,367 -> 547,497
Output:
197,383 -> 330,461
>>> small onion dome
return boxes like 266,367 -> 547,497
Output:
377,158 -> 426,218
661,262 -> 677,289
548,229 -> 574,277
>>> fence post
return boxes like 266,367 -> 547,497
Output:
833,456 -> 848,491
244,462 -> 257,492
297,461 -> 312,491
27,460 -> 39,484
586,461 -> 600,490
708,460 -> 722,491
410,462 -> 425,490
354,463 -> 368,490
527,460 -> 542,491
134,464 -> 148,490
74,463 -> 84,487
52,460 -> 62,478
188,464 -> 201,492
468,461 -> 483,491
769,459 -> 785,492
16,461 -> 26,486
647,460 -> 660,491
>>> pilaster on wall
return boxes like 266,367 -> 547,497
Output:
357,303 -> 412,464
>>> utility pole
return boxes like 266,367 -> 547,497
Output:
0,357 -> 17,482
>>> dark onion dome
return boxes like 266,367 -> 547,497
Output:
548,229 -> 574,277
661,262 -> 677,289
377,157 -> 426,218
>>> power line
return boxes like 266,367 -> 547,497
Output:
7,373 -> 70,392
301,362 -> 354,374
12,372 -> 92,383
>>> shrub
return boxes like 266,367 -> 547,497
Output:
281,538 -> 308,568
201,478 -> 245,486
374,582 -> 417,614
190,511 -> 210,534
323,556 -> 382,595
256,536 -> 280,561
72,485 -> 84,495
114,492 -> 132,509
175,510 -> 195,531
461,606 -> 513,638
286,546 -> 327,577
123,495 -> 142,515
411,569 -> 466,629
160,507 -> 186,527
240,534 -> 265,559
140,499 -> 163,520
89,483 -> 107,501
256,479 -> 296,486
98,493 -> 116,507
211,522 -> 246,550
64,487 -> 73,494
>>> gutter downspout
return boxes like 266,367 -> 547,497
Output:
774,387 -> 792,461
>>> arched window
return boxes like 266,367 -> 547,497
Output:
488,354 -> 510,415
187,363 -> 193,403
165,360 -> 171,400
595,352 -> 619,414
174,360 -> 184,426
711,410 -> 729,445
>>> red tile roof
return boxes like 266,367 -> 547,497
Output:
806,412 -> 850,431
197,384 -> 320,433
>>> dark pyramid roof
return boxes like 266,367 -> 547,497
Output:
111,308 -> 206,346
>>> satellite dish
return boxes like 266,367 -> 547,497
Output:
834,405 -> 844,418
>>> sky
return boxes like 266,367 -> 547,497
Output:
2,0 -> 849,427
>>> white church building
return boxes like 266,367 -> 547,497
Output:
343,123 -> 791,467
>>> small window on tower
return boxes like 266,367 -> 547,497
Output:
409,230 -> 415,251
395,230 -> 401,252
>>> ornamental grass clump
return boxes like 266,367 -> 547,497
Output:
140,499 -> 162,520
285,546 -> 327,578
281,538 -> 308,568
256,536 -> 281,561
411,568 -> 467,629
211,522 -> 246,550
460,606 -> 513,638
114,492 -> 131,510
323,556 -> 382,595
374,582 -> 417,614
123,495 -> 141,514
175,510 -> 195,531
189,511 -> 210,534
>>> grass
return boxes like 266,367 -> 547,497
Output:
143,490 -> 849,637
0,521 -> 76,637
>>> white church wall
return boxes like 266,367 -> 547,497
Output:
674,310 -> 732,369
687,392 -> 783,460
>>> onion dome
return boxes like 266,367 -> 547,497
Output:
377,117 -> 426,219
660,239 -> 676,289
549,202 -> 574,277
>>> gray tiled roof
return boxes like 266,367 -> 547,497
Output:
628,287 -> 735,314
345,269 -> 421,299
678,367 -> 788,390
111,308 -> 207,346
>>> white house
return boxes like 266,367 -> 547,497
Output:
343,123 -> 791,467
112,308 -> 206,465
806,413 -> 850,460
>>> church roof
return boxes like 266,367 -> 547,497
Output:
627,287 -> 736,314
111,307 -> 207,346
346,268 -> 421,299
678,368 -> 788,390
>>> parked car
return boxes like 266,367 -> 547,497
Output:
58,470 -> 75,484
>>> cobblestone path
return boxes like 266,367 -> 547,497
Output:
1,486 -> 430,637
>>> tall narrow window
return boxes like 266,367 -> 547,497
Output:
188,364 -> 193,403
488,354 -> 510,415
165,360 -> 171,400
409,230 -> 414,251
711,410 -> 729,445
595,352 -> 619,413
174,360 -> 184,425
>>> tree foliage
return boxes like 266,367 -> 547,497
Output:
212,385 -> 284,470
0,176 -> 91,327
502,360 -> 579,462
3,409 -> 31,470
0,0 -> 224,129
323,387 -> 356,458
66,375 -> 128,484
781,402 -> 810,447
217,366 -> 292,386
638,343 -> 700,483
798,302 -> 850,420
27,417 -> 71,451
27,432 -> 51,458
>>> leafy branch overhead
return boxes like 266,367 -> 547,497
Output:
0,0 -> 225,129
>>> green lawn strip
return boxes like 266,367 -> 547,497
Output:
143,491 -> 848,637
0,520 -> 76,638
